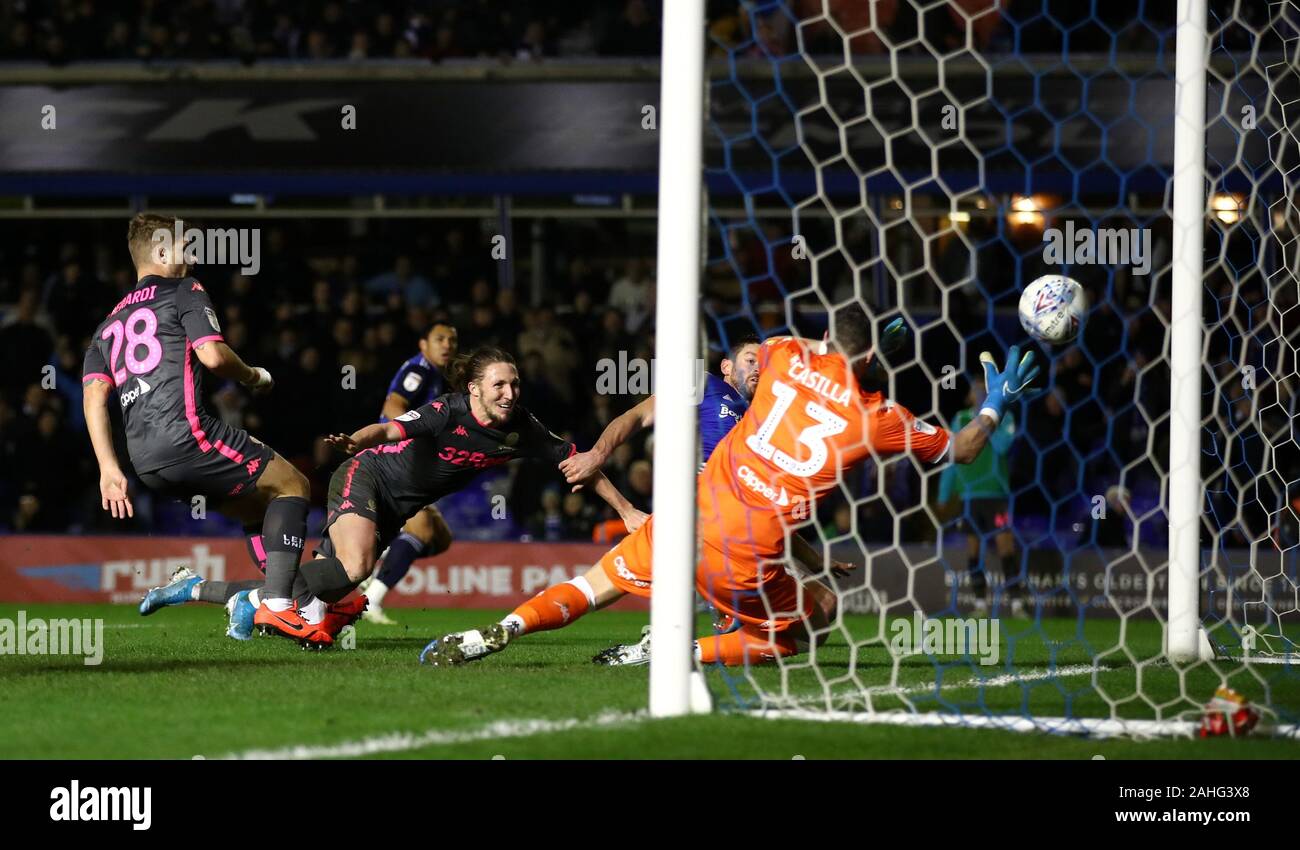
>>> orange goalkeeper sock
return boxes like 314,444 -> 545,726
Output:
503,578 -> 593,635
695,626 -> 798,666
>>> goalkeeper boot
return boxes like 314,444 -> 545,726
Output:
593,625 -> 652,666
139,567 -> 203,616
254,602 -> 333,649
225,590 -> 256,641
419,624 -> 511,667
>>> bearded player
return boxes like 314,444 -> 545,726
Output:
421,303 -> 1040,667
295,347 -> 644,632
141,319 -> 460,635
358,320 -> 459,625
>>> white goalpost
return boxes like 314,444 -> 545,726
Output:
1166,0 -> 1211,664
651,0 -> 1300,734
649,0 -> 706,717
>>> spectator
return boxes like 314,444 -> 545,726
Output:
365,255 -> 438,308
608,258 -> 653,332
529,486 -> 567,541
626,458 -> 653,513
600,0 -> 659,56
0,289 -> 55,405
518,305 -> 579,400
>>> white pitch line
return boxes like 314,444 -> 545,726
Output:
771,662 -> 1113,710
219,709 -> 646,760
753,709 -> 1300,741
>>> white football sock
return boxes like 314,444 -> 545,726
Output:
264,597 -> 293,612
368,579 -> 390,607
300,597 -> 327,625
500,613 -> 526,637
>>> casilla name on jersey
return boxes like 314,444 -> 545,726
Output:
786,352 -> 851,406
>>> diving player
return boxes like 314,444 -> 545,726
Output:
358,320 -> 459,625
421,305 -> 1040,668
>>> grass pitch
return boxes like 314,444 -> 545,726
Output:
0,603 -> 1297,759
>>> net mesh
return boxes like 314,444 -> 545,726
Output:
697,0 -> 1300,735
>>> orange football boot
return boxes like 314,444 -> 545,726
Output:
254,602 -> 334,648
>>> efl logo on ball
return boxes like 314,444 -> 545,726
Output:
1019,274 -> 1086,344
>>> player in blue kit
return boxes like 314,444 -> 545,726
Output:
559,335 -> 762,487
359,320 -> 459,624
556,334 -> 856,665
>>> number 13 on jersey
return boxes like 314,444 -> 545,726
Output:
745,380 -> 848,477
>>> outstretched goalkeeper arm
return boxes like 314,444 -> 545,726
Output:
950,346 -> 1040,464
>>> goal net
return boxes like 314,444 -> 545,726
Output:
689,0 -> 1300,737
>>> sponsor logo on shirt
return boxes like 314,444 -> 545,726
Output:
613,555 -> 649,589
119,376 -> 152,408
395,409 -> 421,422
204,307 -> 221,333
912,419 -> 937,435
402,372 -> 423,393
453,425 -> 469,437
719,404 -> 740,420
737,464 -> 790,506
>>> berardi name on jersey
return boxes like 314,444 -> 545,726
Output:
787,352 -> 851,406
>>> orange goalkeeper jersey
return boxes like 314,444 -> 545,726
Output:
700,336 -> 952,529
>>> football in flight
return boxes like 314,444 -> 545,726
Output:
1019,274 -> 1086,344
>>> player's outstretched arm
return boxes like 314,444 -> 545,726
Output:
324,421 -> 405,456
560,395 -> 655,486
193,340 -> 272,392
951,346 -> 1040,465
83,378 -> 133,519
583,470 -> 648,532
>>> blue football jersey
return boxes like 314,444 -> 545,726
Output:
697,372 -> 748,468
380,353 -> 447,422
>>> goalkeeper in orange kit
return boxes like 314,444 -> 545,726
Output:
422,303 -> 1041,667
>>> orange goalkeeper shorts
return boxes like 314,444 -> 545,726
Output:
597,514 -> 814,632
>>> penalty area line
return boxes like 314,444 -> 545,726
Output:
217,710 -> 647,760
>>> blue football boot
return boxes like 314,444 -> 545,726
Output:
139,567 -> 203,616
226,590 -> 256,641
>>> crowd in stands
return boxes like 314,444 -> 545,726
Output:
4,207 -> 1286,553
0,0 -> 1271,65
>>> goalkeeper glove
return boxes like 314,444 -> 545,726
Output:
979,345 -> 1040,420
860,317 -> 909,391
